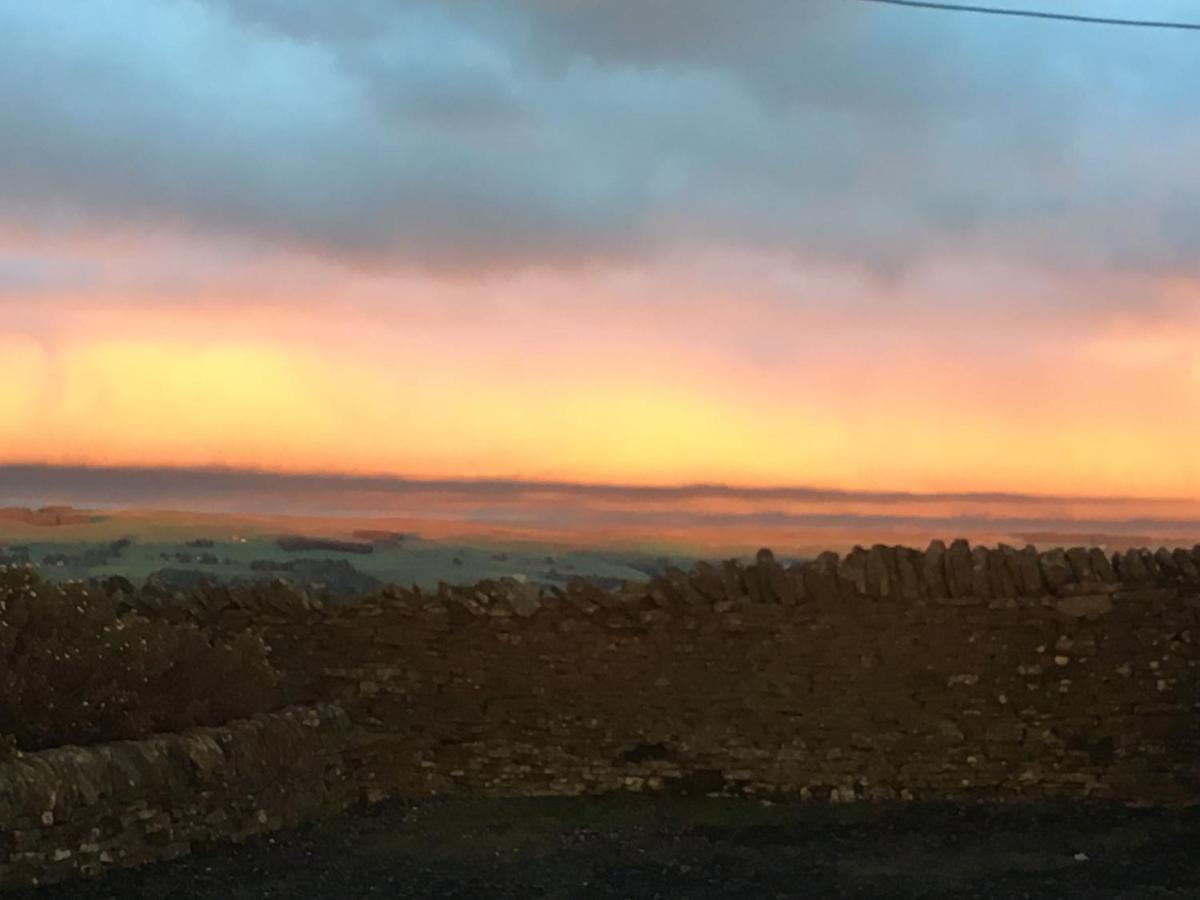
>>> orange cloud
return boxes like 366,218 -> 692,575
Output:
4,238 -> 1200,499
0,320 -> 1197,501
0,336 -> 47,430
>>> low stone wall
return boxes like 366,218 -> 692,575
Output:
0,704 -> 356,891
239,541 -> 1200,807
5,541 -> 1199,891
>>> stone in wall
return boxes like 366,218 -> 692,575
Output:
1113,549 -> 1142,585
803,552 -> 841,605
986,548 -> 1016,598
644,573 -> 677,610
837,548 -> 868,601
1089,548 -> 1117,583
496,580 -> 540,619
1039,548 -> 1075,593
1065,547 -> 1097,584
922,540 -> 949,600
755,549 -> 795,605
969,547 -> 993,600
1141,549 -> 1164,582
1014,545 -> 1046,597
895,548 -> 921,601
882,546 -> 903,599
944,539 -> 974,598
665,566 -> 706,606
740,563 -> 763,604
866,545 -> 892,598
1055,593 -> 1115,619
689,562 -> 725,603
1172,549 -> 1199,583
1155,548 -> 1181,581
786,563 -> 810,603
720,560 -> 744,604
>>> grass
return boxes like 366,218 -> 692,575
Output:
1,527 -> 686,592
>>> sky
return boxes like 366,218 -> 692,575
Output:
2,0 -> 1200,499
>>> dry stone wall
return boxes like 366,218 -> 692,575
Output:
0,705 -> 356,890
238,541 -> 1199,806
3,541 -> 1198,892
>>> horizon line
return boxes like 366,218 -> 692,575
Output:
0,462 -> 1189,507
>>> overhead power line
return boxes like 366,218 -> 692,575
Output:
857,0 -> 1200,30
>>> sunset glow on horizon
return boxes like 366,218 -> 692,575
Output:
4,254 -> 1199,499
4,1 -> 1200,504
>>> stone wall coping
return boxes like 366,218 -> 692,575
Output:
0,704 -> 350,828
116,541 -> 1200,625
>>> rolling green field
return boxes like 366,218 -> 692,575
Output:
0,511 -> 694,596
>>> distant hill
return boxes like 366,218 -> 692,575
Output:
352,530 -> 412,544
0,506 -> 94,527
276,535 -> 374,554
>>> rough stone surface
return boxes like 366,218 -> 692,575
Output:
1172,548 -> 1200,583
5,540 -> 1200,892
838,548 -> 868,601
720,561 -> 744,604
0,706 -> 355,891
804,552 -> 841,605
1141,549 -> 1164,581
247,541 -> 1200,819
945,540 -> 973,598
1014,545 -> 1046,597
895,548 -> 921,601
922,541 -> 949,600
1116,550 -> 1150,583
969,547 -> 993,600
1040,549 -> 1075,593
1055,594 -> 1115,619
986,548 -> 1016,599
865,545 -> 892,598
1089,548 -> 1117,583
756,549 -> 794,605
1065,547 -> 1095,583
1155,548 -> 1180,580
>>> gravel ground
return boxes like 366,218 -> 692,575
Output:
13,798 -> 1200,899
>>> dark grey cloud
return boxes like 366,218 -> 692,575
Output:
9,461 -> 1194,511
1,0 -> 1199,278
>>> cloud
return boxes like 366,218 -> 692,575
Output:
0,254 -> 99,297
1,0 -> 1199,279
